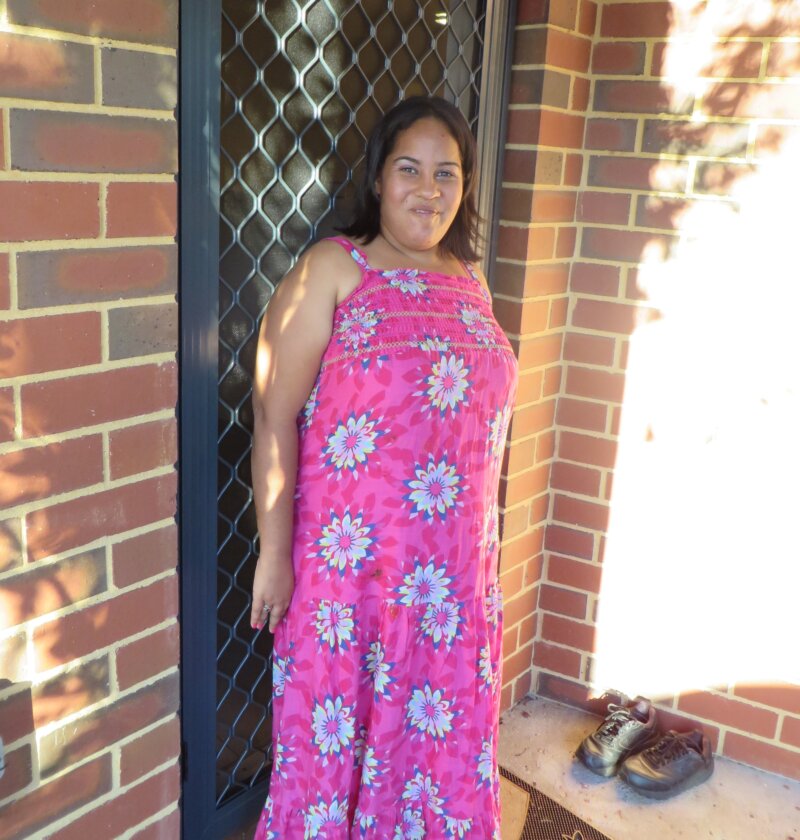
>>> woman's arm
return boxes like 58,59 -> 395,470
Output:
249,241 -> 357,632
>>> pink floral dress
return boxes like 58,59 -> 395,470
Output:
254,237 -> 517,839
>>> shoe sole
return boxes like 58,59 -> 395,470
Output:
575,731 -> 661,778
618,762 -> 714,799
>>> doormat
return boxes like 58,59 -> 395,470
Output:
500,766 -> 612,840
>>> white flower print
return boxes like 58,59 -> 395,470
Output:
477,736 -> 493,786
311,694 -> 355,759
363,640 -> 395,699
273,736 -> 296,780
324,411 -> 384,474
487,405 -> 512,460
393,807 -> 425,840
405,455 -> 463,520
485,585 -> 502,627
459,304 -> 482,328
272,653 -> 291,697
396,558 -> 453,607
304,794 -> 348,839
406,682 -> 455,740
354,724 -> 368,767
478,643 -> 495,691
418,354 -> 470,415
445,816 -> 474,838
420,601 -> 462,647
335,305 -> 381,350
361,745 -> 383,789
387,268 -> 428,296
314,601 -> 355,652
355,809 -> 376,835
417,335 -> 451,352
402,769 -> 445,815
483,498 -> 499,556
460,303 -> 494,345
315,508 -> 375,575
301,382 -> 319,429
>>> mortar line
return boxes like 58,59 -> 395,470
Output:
0,97 -> 176,119
94,43 -> 103,107
2,107 -> 10,170
1,23 -> 176,55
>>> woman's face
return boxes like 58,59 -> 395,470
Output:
375,117 -> 464,253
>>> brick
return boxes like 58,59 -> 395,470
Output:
21,362 -> 177,436
555,226 -> 577,259
694,161 -> 755,196
566,365 -> 625,403
501,148 -> 540,184
542,365 -> 562,397
499,525 -> 545,571
0,754 -> 112,839
585,117 -> 637,151
0,182 -> 99,242
502,642 -> 534,685
10,111 -> 177,173
496,225 -> 551,263
556,396 -> 607,433
18,244 -> 177,308
7,0 -> 178,48
0,630 -> 26,681
504,438 -> 535,476
678,691 -> 779,739
534,150 -> 563,185
600,2 -> 672,38
500,505 -> 529,542
768,41 -> 800,77
534,640 -> 581,678
533,190 -> 577,223
0,33 -> 93,103
552,493 -> 609,532
581,226 -> 676,263
516,369 -> 544,405
26,473 -> 177,563
510,69 -> 570,109
109,302 -> 178,359
102,48 -> 177,110
116,622 -> 179,690
594,80 -> 692,115
588,155 -> 688,191
506,108 -> 541,146
0,547 -> 106,632
502,464 -> 551,507
496,264 -> 569,300
501,683 -> 513,712
544,524 -> 594,561
518,333 -> 563,369
538,583 -> 588,619
512,27 -> 547,66
541,612 -> 595,651
733,682 -> 800,715
510,400 -> 556,441
34,574 -> 178,669
546,30 -> 591,74
724,732 -> 800,781
642,119 -> 749,157
549,0 -> 578,29
112,524 -> 178,587
549,296 -> 568,328
493,296 -> 548,336
540,110 -> 585,149
572,297 -> 636,334
563,332 -> 616,367
517,0 -> 548,24
0,253 -> 10,309
578,0 -> 598,37
548,554 -> 602,594
120,716 -> 180,786
0,742 -> 32,801
109,418 -> 177,479
702,82 -> 800,120
33,655 -> 111,728
572,77 -> 590,112
50,763 -> 180,840
0,313 -> 101,379
558,430 -> 617,468
708,40 -> 763,79
592,41 -> 645,75
0,434 -> 104,509
636,195 -> 692,230
781,716 -> 800,750
570,262 -> 620,297
578,191 -> 630,225
500,188 -> 534,224
129,808 -> 181,840
107,181 -> 177,238
0,683 -> 35,743
503,626 -> 519,660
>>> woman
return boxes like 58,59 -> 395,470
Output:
251,96 -> 517,839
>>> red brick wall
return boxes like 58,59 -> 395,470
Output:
0,2 -> 180,836
500,0 -> 800,781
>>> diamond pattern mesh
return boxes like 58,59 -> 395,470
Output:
217,0 -> 487,805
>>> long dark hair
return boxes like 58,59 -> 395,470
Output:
341,96 -> 481,262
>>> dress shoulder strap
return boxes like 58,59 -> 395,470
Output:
461,260 -> 480,281
324,236 -> 370,270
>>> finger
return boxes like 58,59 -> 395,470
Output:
251,600 -> 269,629
268,607 -> 287,633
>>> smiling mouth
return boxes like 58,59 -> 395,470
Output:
412,208 -> 439,216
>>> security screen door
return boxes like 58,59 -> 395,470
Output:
180,1 -> 513,837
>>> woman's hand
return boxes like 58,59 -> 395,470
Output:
251,555 -> 295,633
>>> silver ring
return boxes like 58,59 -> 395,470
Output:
260,605 -> 271,615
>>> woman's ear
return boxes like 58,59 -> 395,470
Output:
373,177 -> 381,198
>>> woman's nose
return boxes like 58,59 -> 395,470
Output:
417,174 -> 440,197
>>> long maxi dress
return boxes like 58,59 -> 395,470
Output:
254,236 -> 518,840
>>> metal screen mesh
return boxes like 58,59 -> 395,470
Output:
216,0 -> 487,805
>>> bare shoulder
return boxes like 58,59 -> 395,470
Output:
293,238 -> 362,303
470,261 -> 492,296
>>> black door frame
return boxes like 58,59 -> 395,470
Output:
178,1 -> 517,837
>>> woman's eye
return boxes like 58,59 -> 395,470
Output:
437,170 -> 456,179
400,166 -> 417,174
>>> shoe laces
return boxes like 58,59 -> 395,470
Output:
647,735 -> 689,767
596,704 -> 636,742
